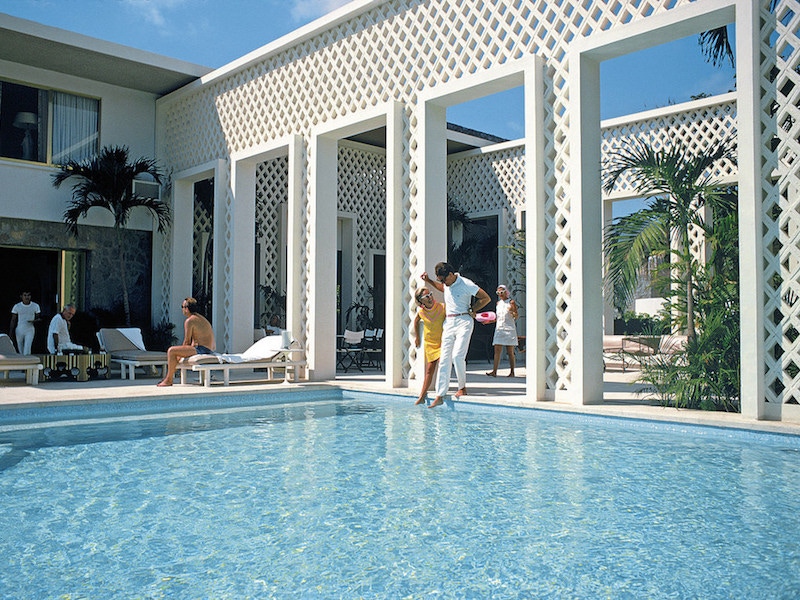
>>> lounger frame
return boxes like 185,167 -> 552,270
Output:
178,349 -> 306,387
112,358 -> 168,380
0,363 -> 42,385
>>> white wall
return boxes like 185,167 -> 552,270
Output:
0,58 -> 158,230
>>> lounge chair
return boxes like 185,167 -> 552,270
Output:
603,335 -> 629,372
177,333 -> 306,387
97,328 -> 168,380
0,334 -> 42,385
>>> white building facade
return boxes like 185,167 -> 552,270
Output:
0,14 -> 209,335
4,1 -> 800,422
155,0 -> 800,422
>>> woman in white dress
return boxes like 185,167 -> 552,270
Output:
485,284 -> 518,377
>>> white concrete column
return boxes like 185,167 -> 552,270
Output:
385,101 -> 405,387
229,158 -> 257,352
568,51 -> 605,405
419,102 -> 449,276
525,55 -> 547,401
309,134 -> 339,379
211,160 -> 228,349
286,135 -> 304,347
736,0 -> 765,419
169,176 -> 197,331
417,101 -> 449,383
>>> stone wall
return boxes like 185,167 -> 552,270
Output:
0,217 -> 152,327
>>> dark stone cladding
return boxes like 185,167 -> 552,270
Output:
0,217 -> 153,325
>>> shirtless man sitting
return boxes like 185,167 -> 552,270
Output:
157,297 -> 216,387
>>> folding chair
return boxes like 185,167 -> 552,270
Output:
336,329 -> 365,372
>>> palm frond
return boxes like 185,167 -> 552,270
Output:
603,205 -> 668,310
699,26 -> 734,68
52,145 -> 169,235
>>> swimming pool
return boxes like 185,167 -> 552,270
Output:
1,392 -> 799,598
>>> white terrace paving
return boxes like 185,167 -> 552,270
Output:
1,367 -> 798,438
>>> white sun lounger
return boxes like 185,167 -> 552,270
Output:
97,328 -> 168,380
0,334 -> 42,385
178,334 -> 306,387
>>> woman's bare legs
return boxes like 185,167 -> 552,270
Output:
486,345 -> 502,376
486,345 -> 516,377
416,359 -> 439,404
506,345 -> 516,377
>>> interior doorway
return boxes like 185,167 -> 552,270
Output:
0,246 -> 78,353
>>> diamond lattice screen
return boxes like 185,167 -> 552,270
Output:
161,0 -> 720,387
255,156 -> 289,325
447,146 -> 526,290
762,0 -> 800,406
337,143 -> 387,306
601,98 -> 738,200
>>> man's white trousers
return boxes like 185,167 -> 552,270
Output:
435,315 -> 474,398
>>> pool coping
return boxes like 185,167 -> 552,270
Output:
0,372 -> 798,437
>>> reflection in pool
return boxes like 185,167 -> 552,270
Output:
1,395 -> 799,598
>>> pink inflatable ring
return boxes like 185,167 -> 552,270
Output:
475,311 -> 496,324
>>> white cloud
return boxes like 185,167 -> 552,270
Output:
289,0 -> 351,22
122,0 -> 188,29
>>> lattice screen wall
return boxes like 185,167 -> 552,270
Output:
160,0 -> 769,392
337,143 -> 387,307
762,0 -> 800,407
255,156 -> 289,326
601,98 -> 738,200
447,146 -> 526,296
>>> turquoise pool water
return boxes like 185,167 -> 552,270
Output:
1,393 -> 799,598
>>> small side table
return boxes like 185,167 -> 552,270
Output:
38,353 -> 109,382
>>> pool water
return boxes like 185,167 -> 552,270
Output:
1,395 -> 799,598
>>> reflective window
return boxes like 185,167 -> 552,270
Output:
0,80 -> 99,164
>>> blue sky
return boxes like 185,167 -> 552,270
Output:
3,0 -> 735,141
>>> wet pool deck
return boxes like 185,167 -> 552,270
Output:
0,365 -> 798,437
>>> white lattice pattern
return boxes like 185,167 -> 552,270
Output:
337,143 -> 387,305
601,98 -> 738,200
255,157 -> 288,301
762,0 -> 800,406
447,145 -> 526,293
160,0 -> 701,389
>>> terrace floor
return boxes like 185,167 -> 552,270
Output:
1,361 -> 798,436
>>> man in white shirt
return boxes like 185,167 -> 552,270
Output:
10,291 -> 40,354
47,305 -> 84,354
422,262 -> 491,408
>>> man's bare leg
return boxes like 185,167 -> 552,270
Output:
428,396 -> 444,408
455,387 -> 467,398
157,345 -> 197,386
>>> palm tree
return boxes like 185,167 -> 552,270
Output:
52,145 -> 171,326
602,138 -> 735,340
697,1 -> 777,68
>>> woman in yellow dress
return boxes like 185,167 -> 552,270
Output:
412,287 -> 445,405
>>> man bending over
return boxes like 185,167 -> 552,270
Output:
421,262 -> 491,408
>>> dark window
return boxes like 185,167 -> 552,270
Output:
0,80 -> 99,164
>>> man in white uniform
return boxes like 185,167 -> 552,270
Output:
47,305 -> 84,354
10,291 -> 40,355
422,262 -> 491,408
